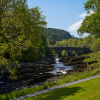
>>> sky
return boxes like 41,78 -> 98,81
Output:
27,0 -> 90,38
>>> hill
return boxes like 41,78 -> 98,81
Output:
45,28 -> 73,40
45,28 -> 74,45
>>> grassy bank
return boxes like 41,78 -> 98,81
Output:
0,67 -> 100,100
26,77 -> 100,100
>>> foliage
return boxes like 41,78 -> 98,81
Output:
84,0 -> 100,12
54,35 -> 100,53
77,0 -> 100,37
54,38 -> 81,47
79,35 -> 93,47
45,28 -> 73,45
77,0 -> 100,71
90,38 -> 100,51
51,50 -> 58,57
47,33 -> 59,46
0,0 -> 29,79
71,51 -> 78,56
54,39 -> 68,47
0,0 -> 50,78
62,50 -> 68,57
83,51 -> 100,64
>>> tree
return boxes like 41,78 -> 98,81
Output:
0,0 -> 47,79
77,0 -> 100,37
80,35 -> 93,47
48,33 -> 59,46
54,39 -> 68,47
0,0 -> 29,79
19,7 -> 47,62
54,39 -> 80,47
79,0 -> 100,68
90,38 -> 100,51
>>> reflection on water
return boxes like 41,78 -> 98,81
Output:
46,57 -> 73,75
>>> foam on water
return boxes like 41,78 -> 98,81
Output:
47,57 -> 73,75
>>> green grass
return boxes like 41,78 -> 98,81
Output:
25,77 -> 100,100
0,68 -> 100,100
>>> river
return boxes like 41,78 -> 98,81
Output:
46,57 -> 73,75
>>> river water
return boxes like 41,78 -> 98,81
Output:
46,57 -> 73,75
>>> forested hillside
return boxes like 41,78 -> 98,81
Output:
45,28 -> 73,40
45,28 -> 74,45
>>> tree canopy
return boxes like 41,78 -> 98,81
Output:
45,28 -> 73,46
77,0 -> 100,37
0,0 -> 50,79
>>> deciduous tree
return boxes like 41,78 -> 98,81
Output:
77,0 -> 100,37
0,0 -> 47,79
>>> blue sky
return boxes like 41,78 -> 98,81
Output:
27,0 -> 90,38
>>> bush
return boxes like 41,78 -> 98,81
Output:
71,51 -> 78,56
62,50 -> 68,57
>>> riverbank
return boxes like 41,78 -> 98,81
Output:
1,55 -> 100,100
0,57 -> 55,94
0,55 -> 95,94
1,57 -> 100,100
1,65 -> 100,100
59,55 -> 96,73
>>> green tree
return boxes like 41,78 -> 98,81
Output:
0,0 -> 47,79
19,7 -> 47,62
0,0 -> 29,79
78,0 -> 100,67
80,35 -> 93,47
54,39 -> 80,47
54,39 -> 68,47
90,38 -> 100,51
77,0 -> 100,37
48,33 -> 59,46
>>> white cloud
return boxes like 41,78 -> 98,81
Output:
78,12 -> 87,18
68,11 -> 94,32
89,10 -> 94,14
78,11 -> 94,18
68,20 -> 83,31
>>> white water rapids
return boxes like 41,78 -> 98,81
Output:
46,57 -> 73,75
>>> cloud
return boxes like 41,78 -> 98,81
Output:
78,12 -> 87,18
68,11 -> 94,32
89,10 -> 94,14
78,11 -> 94,18
68,20 -> 83,31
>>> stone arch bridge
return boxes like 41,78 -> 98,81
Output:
50,47 -> 90,57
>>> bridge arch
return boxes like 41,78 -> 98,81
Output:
50,47 -> 90,57
62,50 -> 68,57
71,50 -> 78,56
54,49 -> 71,57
